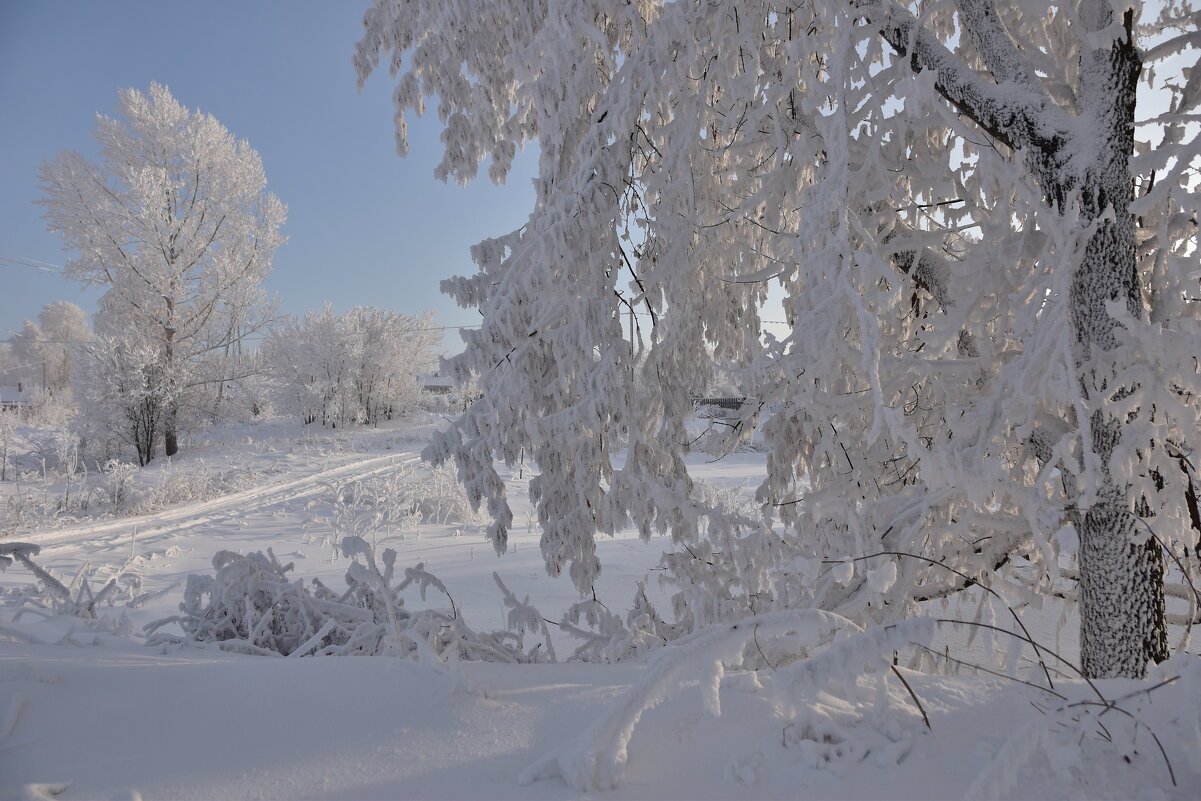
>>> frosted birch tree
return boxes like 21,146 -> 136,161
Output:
39,83 -> 285,461
357,1 -> 1201,679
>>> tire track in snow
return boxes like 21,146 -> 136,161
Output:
22,453 -> 422,555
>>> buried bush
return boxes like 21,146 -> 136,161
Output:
146,538 -> 552,662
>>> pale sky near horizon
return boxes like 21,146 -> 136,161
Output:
0,0 -> 537,355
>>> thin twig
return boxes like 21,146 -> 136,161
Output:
752,623 -> 778,670
889,664 -> 932,730
911,642 -> 1067,701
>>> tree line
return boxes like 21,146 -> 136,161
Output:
5,84 -> 438,465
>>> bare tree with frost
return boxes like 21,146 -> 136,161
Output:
39,83 -> 285,462
357,1 -> 1201,678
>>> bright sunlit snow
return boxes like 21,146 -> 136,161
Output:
2,414 -> 1197,800
4,3 -> 1201,800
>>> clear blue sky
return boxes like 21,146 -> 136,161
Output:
0,0 -> 536,354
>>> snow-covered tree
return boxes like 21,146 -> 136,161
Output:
38,301 -> 91,397
8,302 -> 92,399
264,305 -> 439,427
77,334 -> 173,466
357,1 -> 1201,679
39,83 -> 285,462
5,321 -> 47,395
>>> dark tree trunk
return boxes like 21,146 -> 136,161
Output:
1066,7 -> 1167,678
867,0 -> 1168,677
163,299 -> 179,458
164,409 -> 179,458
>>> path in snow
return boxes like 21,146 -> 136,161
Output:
21,453 -> 420,558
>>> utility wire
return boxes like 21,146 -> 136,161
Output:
0,255 -> 64,274
0,324 -> 484,345
2,317 -> 795,344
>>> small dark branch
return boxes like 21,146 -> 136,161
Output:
854,0 -> 1069,168
752,623 -> 778,670
889,664 -> 932,730
617,243 -> 658,327
897,199 -> 964,211
683,544 -> 715,567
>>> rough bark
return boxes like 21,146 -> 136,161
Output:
860,0 -> 1168,677
1067,6 -> 1167,678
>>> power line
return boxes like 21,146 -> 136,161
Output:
0,359 -> 46,373
2,318 -> 797,345
0,255 -> 65,274
0,324 -> 484,345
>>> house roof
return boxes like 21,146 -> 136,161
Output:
0,386 -> 30,404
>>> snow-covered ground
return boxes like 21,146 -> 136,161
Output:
1,415 -> 1198,800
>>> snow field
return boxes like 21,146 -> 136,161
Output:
1,416 -> 1198,799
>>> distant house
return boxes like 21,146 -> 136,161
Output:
420,374 -> 455,395
693,396 -> 746,411
0,383 -> 31,411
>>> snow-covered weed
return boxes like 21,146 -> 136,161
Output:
324,461 -> 487,551
100,459 -> 139,510
0,542 -> 144,636
418,462 -> 489,526
148,538 -> 553,662
132,460 -> 274,512
1,480 -> 108,536
327,470 -> 423,552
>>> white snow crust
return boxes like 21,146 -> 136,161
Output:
1,416 -> 1197,800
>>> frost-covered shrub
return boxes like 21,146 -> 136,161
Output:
125,461 -> 277,516
100,459 -> 139,510
148,548 -> 375,656
324,462 -> 488,551
415,462 -> 489,526
0,541 -> 147,636
148,539 -> 554,662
